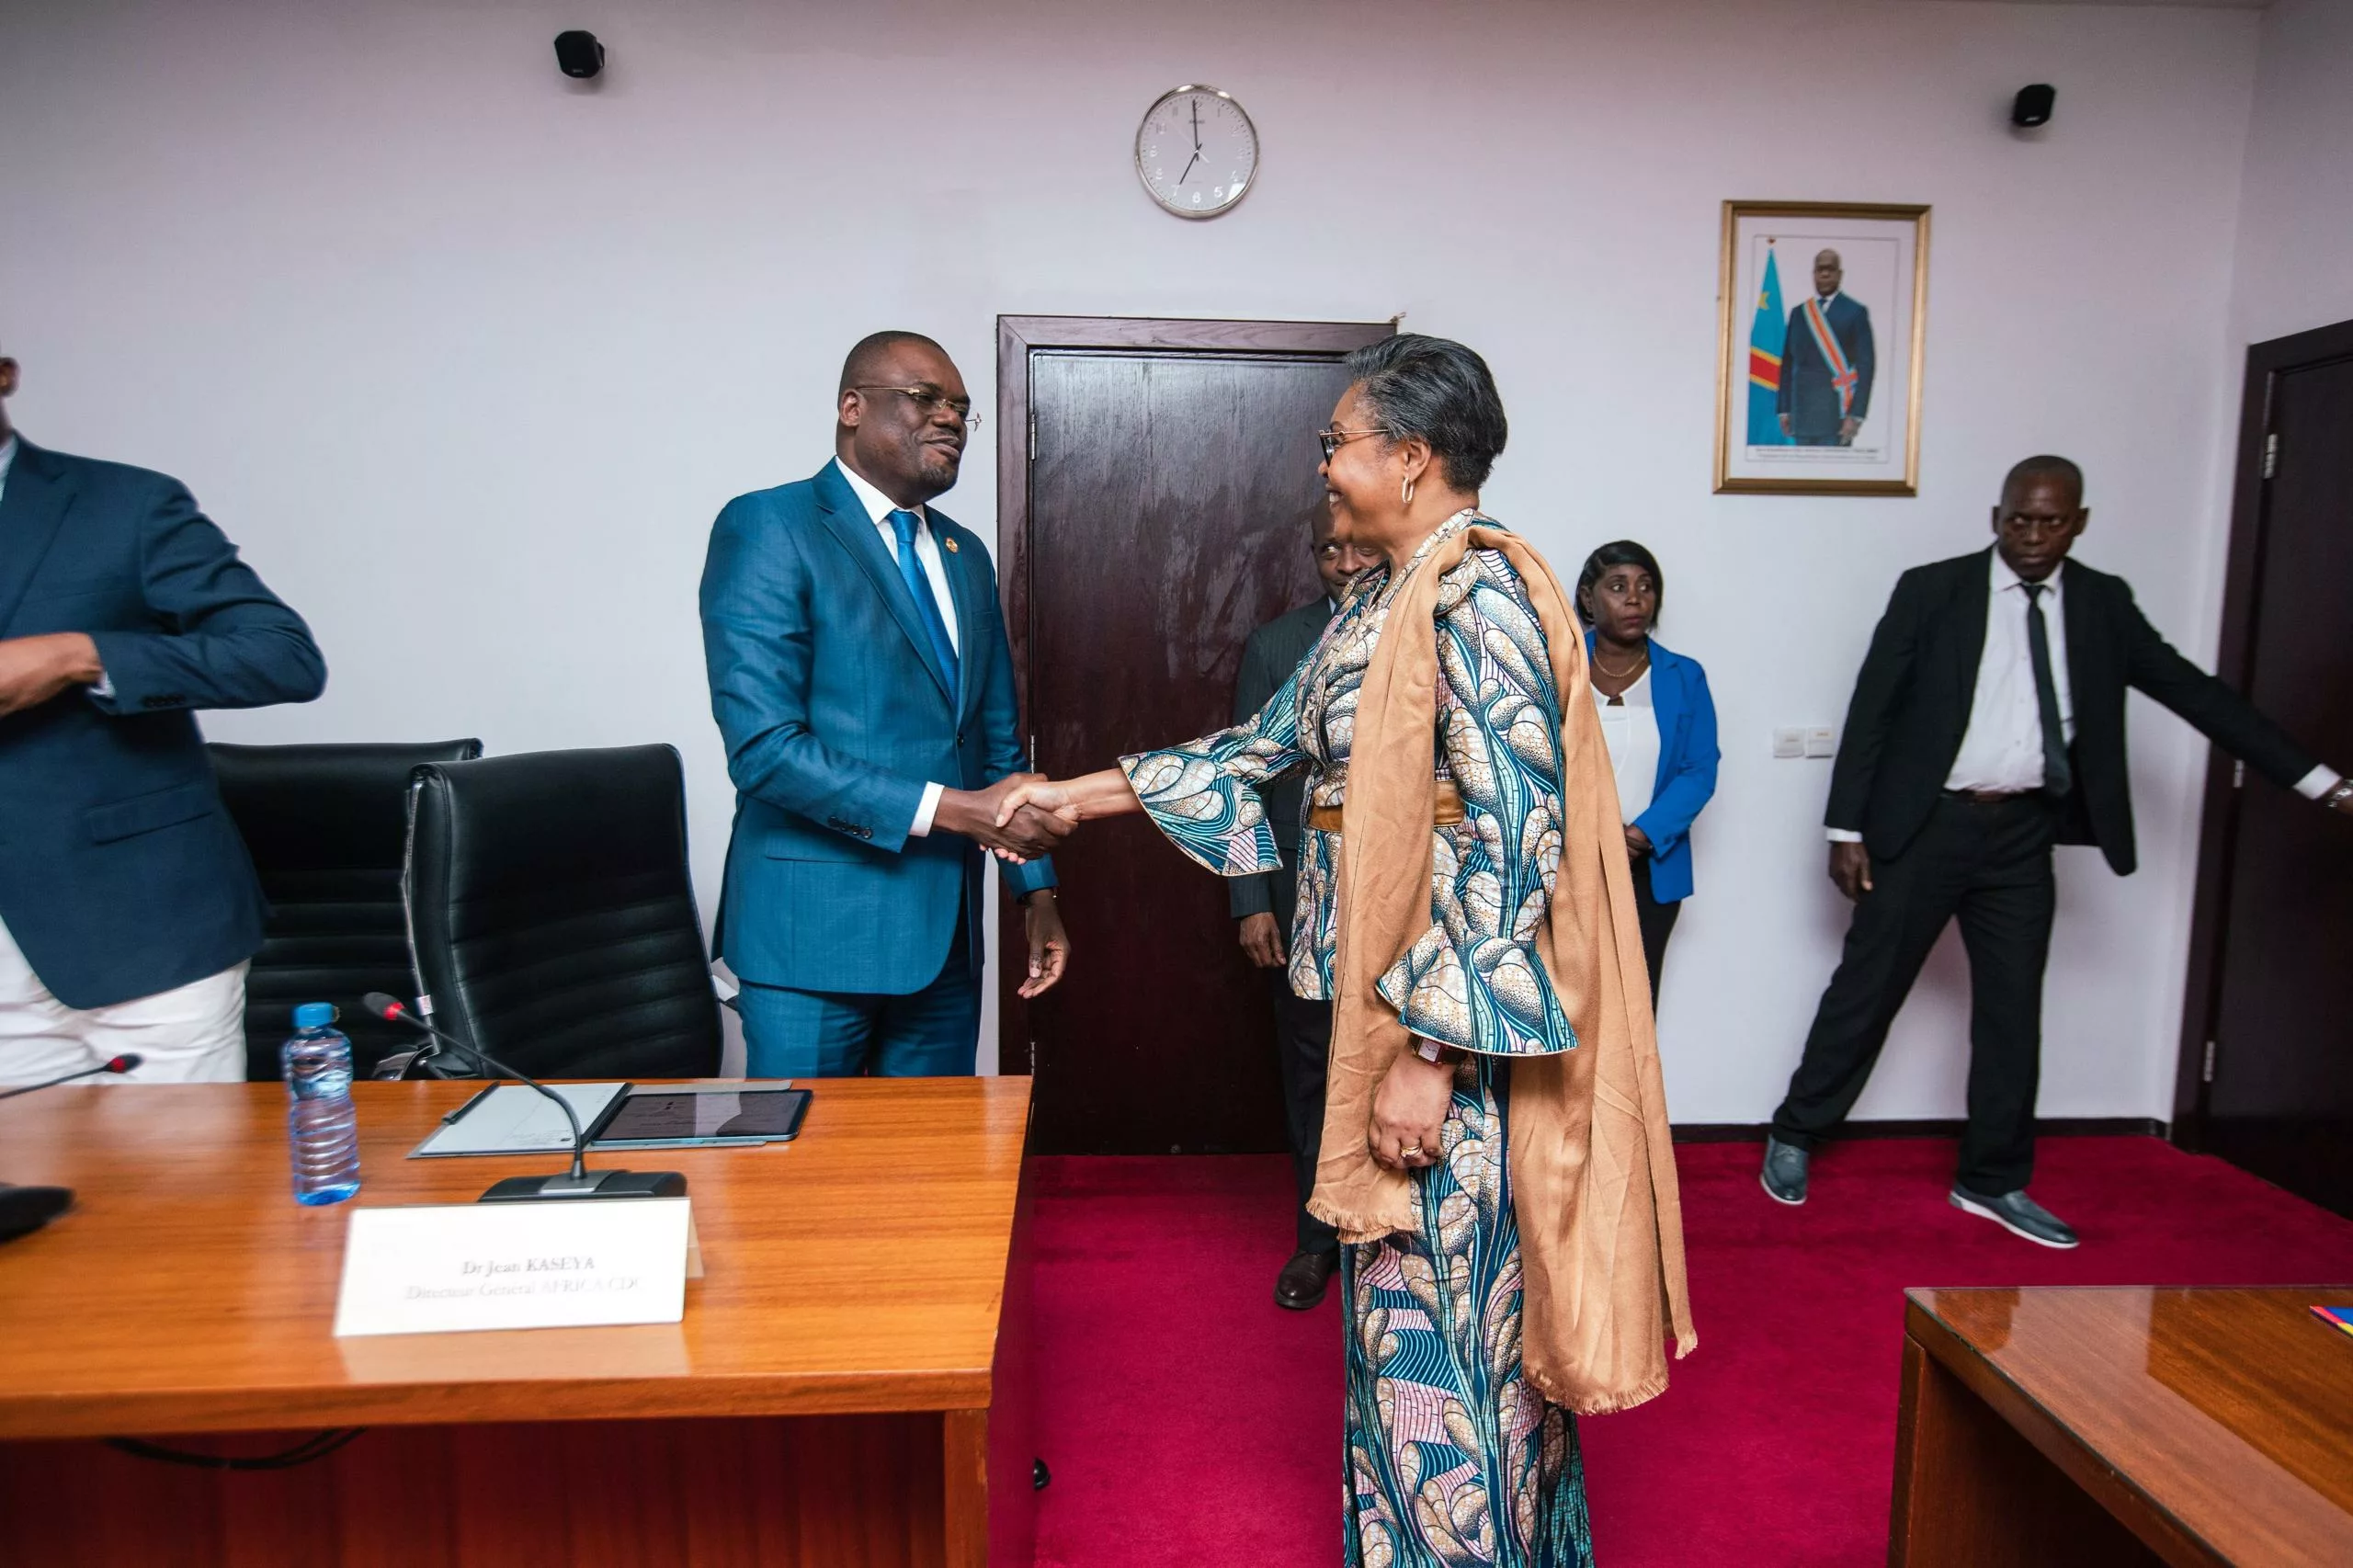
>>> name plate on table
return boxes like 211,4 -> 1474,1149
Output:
333,1198 -> 694,1338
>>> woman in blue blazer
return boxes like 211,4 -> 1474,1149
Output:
1576,541 -> 1720,1002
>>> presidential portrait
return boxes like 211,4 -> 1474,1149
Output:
1715,201 -> 1928,494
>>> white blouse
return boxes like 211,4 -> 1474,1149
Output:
1592,665 -> 1660,825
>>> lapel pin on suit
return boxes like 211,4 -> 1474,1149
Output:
943,537 -> 959,553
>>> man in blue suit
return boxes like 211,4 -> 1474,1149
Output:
1777,248 -> 1876,447
0,347 -> 325,1085
700,332 -> 1072,1078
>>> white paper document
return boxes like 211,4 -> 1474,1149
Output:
332,1197 -> 694,1337
409,1082 -> 628,1157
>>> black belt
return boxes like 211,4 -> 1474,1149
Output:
1942,788 -> 2046,805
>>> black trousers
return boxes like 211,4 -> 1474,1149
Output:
1266,860 -> 1339,1256
1770,793 -> 2058,1195
1630,854 -> 1681,1006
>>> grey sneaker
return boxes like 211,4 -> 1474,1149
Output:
1760,1136 -> 1809,1205
1950,1186 -> 2079,1249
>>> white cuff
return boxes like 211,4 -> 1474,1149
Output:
2291,765 -> 2342,801
1825,827 -> 1864,843
88,669 -> 115,701
911,781 -> 947,837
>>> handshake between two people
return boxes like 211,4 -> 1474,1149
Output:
931,774 -> 1079,862
938,771 -> 1123,865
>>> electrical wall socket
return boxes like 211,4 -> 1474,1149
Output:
1805,726 -> 1837,758
1772,727 -> 1805,759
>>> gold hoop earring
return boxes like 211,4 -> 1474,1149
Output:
1402,476 -> 1415,506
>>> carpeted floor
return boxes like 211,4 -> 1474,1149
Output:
1030,1137 -> 2353,1567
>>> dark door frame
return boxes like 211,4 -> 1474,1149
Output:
2171,315 -> 2353,1145
992,313 -> 1395,1066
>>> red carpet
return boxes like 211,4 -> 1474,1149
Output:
1030,1137 -> 2353,1567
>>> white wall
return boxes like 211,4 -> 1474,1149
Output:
2229,0 -> 2353,347
0,0 -> 2275,1120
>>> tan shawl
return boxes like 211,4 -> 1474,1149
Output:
1305,521 -> 1697,1415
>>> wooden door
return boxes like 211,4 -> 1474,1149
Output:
2177,321 -> 2353,1215
998,317 -> 1392,1155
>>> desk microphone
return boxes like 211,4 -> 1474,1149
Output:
359,994 -> 684,1203
0,1054 -> 142,1244
0,1053 -> 144,1101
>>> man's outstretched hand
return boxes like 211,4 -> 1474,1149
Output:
936,775 -> 1074,862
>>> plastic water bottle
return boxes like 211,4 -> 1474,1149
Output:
282,1003 -> 361,1205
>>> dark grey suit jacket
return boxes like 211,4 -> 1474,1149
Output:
1229,595 -> 1335,920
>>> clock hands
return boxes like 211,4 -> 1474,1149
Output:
1171,96 -> 1205,187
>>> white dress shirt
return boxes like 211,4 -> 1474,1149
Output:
833,458 -> 962,838
1945,553 -> 2076,795
1594,666 -> 1660,825
1829,552 -> 2339,840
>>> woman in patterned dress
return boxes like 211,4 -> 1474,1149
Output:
998,336 -> 1611,1566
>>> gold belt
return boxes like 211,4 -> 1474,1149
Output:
1306,781 -> 1463,835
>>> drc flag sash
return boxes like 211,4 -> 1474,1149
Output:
1802,295 -> 1859,417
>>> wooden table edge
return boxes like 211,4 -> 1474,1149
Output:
1900,1295 -> 2230,1568
0,1364 -> 998,1441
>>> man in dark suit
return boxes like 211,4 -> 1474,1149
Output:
0,347 -> 325,1084
700,332 -> 1074,1078
1231,503 -> 1377,1310
1764,455 -> 2350,1244
1777,248 -> 1876,447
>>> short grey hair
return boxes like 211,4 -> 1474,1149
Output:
1341,335 -> 1508,493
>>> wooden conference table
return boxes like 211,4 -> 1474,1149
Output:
0,1076 -> 1035,1567
1893,1285 -> 2353,1567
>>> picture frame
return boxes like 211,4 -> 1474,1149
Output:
1714,201 -> 1929,495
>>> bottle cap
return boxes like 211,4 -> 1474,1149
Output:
293,1002 -> 337,1030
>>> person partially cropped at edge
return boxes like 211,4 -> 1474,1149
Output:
0,344 -> 325,1085
994,336 -> 1692,1567
1574,541 -> 1719,1002
1764,455 -> 2352,1247
1231,499 -> 1380,1312
699,332 -> 1073,1078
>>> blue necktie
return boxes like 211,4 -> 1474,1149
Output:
888,509 -> 960,694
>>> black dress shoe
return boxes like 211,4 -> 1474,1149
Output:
1950,1186 -> 2079,1249
1760,1135 -> 1809,1206
1274,1247 -> 1340,1310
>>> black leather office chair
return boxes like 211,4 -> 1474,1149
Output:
403,744 -> 723,1081
210,739 -> 484,1079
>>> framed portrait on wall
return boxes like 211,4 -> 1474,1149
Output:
1714,201 -> 1928,495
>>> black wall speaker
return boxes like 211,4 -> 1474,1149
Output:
554,30 -> 606,79
2012,84 -> 2055,129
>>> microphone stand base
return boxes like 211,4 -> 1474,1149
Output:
0,1181 -> 75,1243
478,1169 -> 687,1202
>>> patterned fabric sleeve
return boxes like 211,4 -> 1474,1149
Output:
1376,551 -> 1578,1056
1120,660 -> 1308,878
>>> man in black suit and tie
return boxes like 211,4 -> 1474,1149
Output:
1232,504 -> 1376,1310
1764,456 -> 2350,1245
1778,248 -> 1876,447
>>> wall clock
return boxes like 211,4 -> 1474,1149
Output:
1135,85 -> 1257,219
